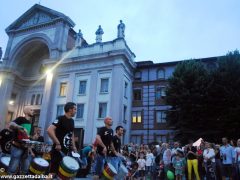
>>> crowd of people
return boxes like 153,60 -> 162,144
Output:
0,102 -> 239,180
117,138 -> 240,180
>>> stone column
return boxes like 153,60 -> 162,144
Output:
66,73 -> 75,102
0,72 -> 15,130
38,72 -> 54,139
85,70 -> 98,144
110,65 -> 123,129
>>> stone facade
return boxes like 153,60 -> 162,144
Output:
0,4 -> 135,146
0,4 -> 218,146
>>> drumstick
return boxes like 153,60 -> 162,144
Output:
59,151 -> 65,157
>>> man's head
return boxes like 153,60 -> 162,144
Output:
104,116 -> 113,127
205,142 -> 210,148
35,127 -> 42,135
64,102 -> 77,117
222,137 -> 228,145
188,139 -> 194,146
115,125 -> 124,136
23,106 -> 34,117
174,142 -> 179,148
237,139 -> 240,147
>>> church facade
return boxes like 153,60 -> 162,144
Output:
1,4 -> 217,146
0,4 -> 135,145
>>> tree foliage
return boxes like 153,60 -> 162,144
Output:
166,50 -> 240,144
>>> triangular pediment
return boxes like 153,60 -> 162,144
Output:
18,11 -> 55,29
6,4 -> 75,33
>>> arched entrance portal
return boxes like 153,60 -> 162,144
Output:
7,39 -> 50,132
14,40 -> 50,77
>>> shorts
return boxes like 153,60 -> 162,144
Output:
222,164 -> 232,177
138,170 -> 145,177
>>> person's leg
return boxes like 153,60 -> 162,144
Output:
226,165 -> 233,180
7,146 -> 23,174
49,150 -> 62,177
187,159 -> 193,180
95,154 -> 104,177
222,164 -> 227,180
238,162 -> 240,179
21,149 -> 32,174
192,159 -> 200,180
211,162 -> 217,178
110,156 -> 119,173
216,159 -> 223,180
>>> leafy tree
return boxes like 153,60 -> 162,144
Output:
166,50 -> 240,144
206,50 -> 240,141
166,60 -> 209,143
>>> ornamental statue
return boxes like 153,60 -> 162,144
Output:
0,47 -> 2,60
117,20 -> 125,38
75,29 -> 83,47
95,25 -> 104,43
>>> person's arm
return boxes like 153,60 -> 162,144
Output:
203,150 -> 207,160
209,149 -> 215,160
9,121 -> 24,131
232,147 -> 236,164
190,147 -> 198,157
71,132 -> 77,152
47,125 -> 61,151
110,142 -> 118,156
96,135 -> 106,149
9,119 -> 28,135
96,134 -> 107,154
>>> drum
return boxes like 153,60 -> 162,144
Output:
0,156 -> 10,175
29,157 -> 49,175
103,163 -> 117,180
33,141 -> 43,153
42,152 -> 51,162
58,156 -> 80,180
115,164 -> 128,180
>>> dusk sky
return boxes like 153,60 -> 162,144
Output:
0,0 -> 239,63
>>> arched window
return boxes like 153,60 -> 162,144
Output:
30,94 -> 35,105
36,94 -> 41,105
157,69 -> 165,79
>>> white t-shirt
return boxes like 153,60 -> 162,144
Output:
146,153 -> 154,166
163,149 -> 172,165
235,147 -> 240,162
203,148 -> 215,162
137,158 -> 146,170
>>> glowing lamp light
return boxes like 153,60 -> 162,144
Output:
45,69 -> 53,76
9,100 -> 14,105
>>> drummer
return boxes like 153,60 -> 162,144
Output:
94,116 -> 116,179
7,106 -> 35,175
47,102 -> 77,178
31,127 -> 44,157
109,126 -> 124,173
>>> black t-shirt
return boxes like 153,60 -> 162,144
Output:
130,151 -> 137,162
0,129 -> 13,154
96,126 -> 113,156
52,115 -> 74,153
12,117 -> 32,142
110,135 -> 121,157
186,146 -> 197,160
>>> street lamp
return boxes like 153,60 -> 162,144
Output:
45,69 -> 53,76
9,100 -> 14,105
